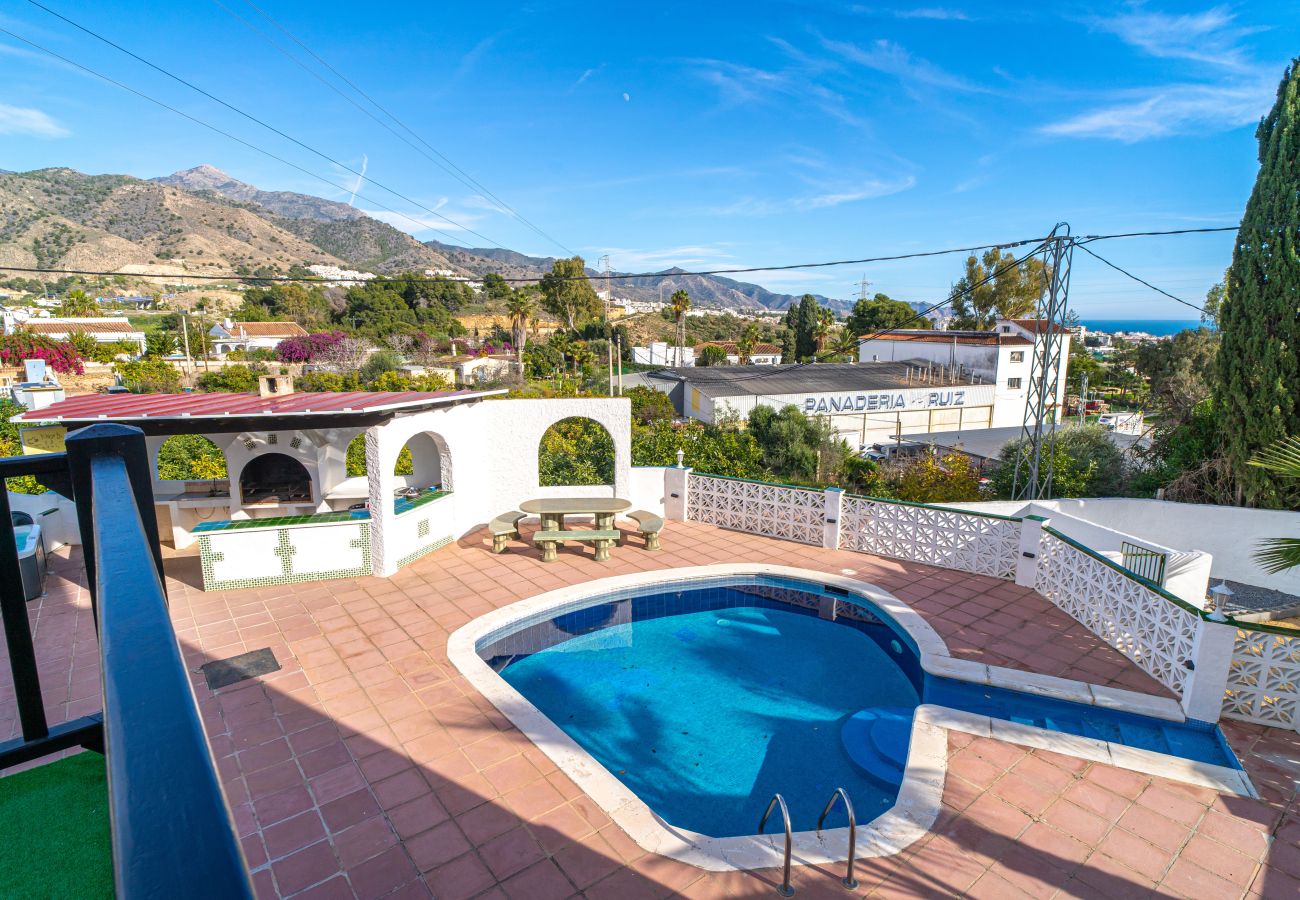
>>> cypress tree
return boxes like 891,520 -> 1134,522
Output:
780,306 -> 797,363
1215,59 -> 1300,506
795,294 -> 820,361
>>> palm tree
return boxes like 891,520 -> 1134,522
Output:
736,323 -> 759,365
59,289 -> 97,318
669,289 -> 691,366
504,288 -> 537,363
1249,436 -> 1300,572
830,329 -> 860,362
814,308 -> 836,353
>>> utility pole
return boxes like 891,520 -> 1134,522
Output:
616,335 -> 623,395
1012,223 -> 1075,501
180,312 -> 193,385
598,255 -> 612,320
1079,371 -> 1088,425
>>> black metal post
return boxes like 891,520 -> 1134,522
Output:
0,486 -> 48,743
69,426 -> 252,898
66,423 -> 166,613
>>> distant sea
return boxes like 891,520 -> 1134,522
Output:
1081,319 -> 1208,337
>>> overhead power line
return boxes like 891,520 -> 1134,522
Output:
26,0 -> 508,249
0,225 -> 1281,287
0,26 -> 478,248
1074,242 -> 1210,317
655,236 -> 1057,385
230,0 -> 578,257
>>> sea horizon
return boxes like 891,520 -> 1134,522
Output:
1081,318 -> 1208,337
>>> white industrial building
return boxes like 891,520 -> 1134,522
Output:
858,318 -> 1069,428
646,363 -> 1010,449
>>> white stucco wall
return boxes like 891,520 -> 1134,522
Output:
952,497 -> 1299,602
628,467 -> 670,518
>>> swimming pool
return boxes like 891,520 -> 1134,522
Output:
454,566 -> 1249,866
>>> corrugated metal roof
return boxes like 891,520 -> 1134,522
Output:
860,330 -> 1032,346
14,389 -> 500,423
649,362 -> 977,399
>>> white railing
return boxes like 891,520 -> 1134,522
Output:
1034,530 -> 1199,697
1223,626 -> 1300,731
686,474 -> 824,545
840,496 -> 1020,580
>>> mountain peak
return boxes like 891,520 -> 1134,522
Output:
153,164 -> 258,199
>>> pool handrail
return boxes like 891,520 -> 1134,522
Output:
817,787 -> 859,889
758,793 -> 795,897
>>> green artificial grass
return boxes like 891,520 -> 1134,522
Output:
0,753 -> 114,899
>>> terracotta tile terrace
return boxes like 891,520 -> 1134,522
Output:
4,521 -> 1300,898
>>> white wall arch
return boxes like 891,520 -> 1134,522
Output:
225,431 -> 323,512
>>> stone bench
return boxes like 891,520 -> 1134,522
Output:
489,511 -> 526,553
533,529 -> 620,562
627,510 -> 664,550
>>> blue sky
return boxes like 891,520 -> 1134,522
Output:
1,1 -> 1296,317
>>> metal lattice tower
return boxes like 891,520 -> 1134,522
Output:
1012,223 -> 1075,501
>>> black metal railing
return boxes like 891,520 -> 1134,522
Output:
0,423 -> 251,898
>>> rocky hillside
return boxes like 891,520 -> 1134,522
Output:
424,240 -> 845,312
2,165 -> 847,311
0,166 -> 463,278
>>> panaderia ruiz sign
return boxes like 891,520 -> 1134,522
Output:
802,389 -> 968,415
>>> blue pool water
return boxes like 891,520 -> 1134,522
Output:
482,577 -> 1238,838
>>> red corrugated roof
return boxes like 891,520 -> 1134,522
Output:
14,389 -> 498,423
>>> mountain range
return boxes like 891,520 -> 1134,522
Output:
0,165 -> 845,311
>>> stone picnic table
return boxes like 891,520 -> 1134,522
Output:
518,497 -> 632,534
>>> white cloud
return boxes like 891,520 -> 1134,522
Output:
591,244 -> 737,270
0,103 -> 69,138
1041,79 -> 1271,142
622,92 -> 631,102
820,36 -> 991,93
360,206 -> 482,235
893,7 -> 971,21
1090,5 -> 1260,70
700,175 -> 917,216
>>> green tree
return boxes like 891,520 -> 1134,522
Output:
736,323 -> 759,364
1213,59 -> 1300,507
156,435 -> 228,480
795,294 -> 820,361
991,425 -> 1127,498
341,282 -> 416,336
845,294 -> 915,336
58,289 -> 97,317
780,306 -> 797,363
697,344 -> 729,366
539,257 -> 602,330
948,248 -> 1049,330
631,418 -> 765,478
482,272 -> 510,302
814,307 -> 836,352
1135,328 -> 1218,422
748,404 -> 848,483
114,357 -> 181,393
627,385 -> 675,424
197,363 -> 266,392
144,330 -> 177,358
538,417 -> 615,485
240,283 -> 331,326
894,451 -> 984,503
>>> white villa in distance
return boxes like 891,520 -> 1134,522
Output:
2,316 -> 147,353
207,319 -> 308,356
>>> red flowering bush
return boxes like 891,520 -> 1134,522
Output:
0,332 -> 85,375
275,331 -> 347,363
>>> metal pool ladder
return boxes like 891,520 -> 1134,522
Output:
758,794 -> 795,897
817,787 -> 858,889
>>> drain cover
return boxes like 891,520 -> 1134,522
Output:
201,647 -> 280,690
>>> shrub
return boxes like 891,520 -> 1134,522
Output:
113,357 -> 180,393
197,364 -> 267,392
0,332 -> 84,374
275,331 -> 346,363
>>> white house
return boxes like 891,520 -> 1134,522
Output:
7,316 -> 146,353
693,341 -> 783,366
208,319 -> 309,356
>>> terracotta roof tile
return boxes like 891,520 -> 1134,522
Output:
230,321 -> 309,338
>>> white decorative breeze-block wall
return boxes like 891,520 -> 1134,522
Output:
840,496 -> 1021,580
1223,626 -> 1300,731
686,474 -> 824,545
1033,530 -> 1200,699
